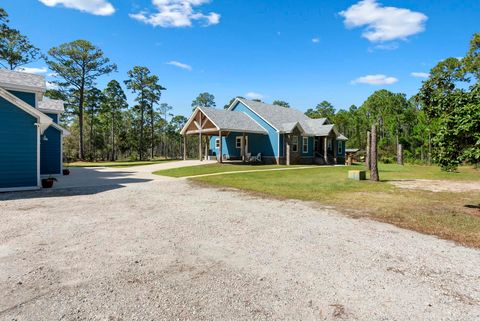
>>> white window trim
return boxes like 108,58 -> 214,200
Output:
215,138 -> 220,149
302,137 -> 308,153
235,136 -> 242,149
292,135 -> 298,152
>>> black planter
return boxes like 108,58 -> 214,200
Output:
41,179 -> 55,188
63,169 -> 70,176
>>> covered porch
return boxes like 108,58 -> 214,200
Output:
180,107 -> 268,163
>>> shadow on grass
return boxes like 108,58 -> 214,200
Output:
465,204 -> 480,209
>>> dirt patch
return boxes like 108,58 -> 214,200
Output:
389,179 -> 480,193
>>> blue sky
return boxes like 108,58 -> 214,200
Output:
2,0 -> 479,116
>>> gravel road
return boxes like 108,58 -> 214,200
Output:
0,167 -> 479,320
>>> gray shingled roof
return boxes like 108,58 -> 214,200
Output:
0,69 -> 46,91
235,99 -> 344,137
38,99 -> 65,113
199,107 -> 268,134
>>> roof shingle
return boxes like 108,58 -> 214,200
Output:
199,107 -> 268,134
0,69 -> 46,92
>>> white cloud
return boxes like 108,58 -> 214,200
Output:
39,0 -> 115,15
351,74 -> 398,85
339,0 -> 427,42
312,37 -> 320,43
166,60 -> 192,71
411,72 -> 429,78
130,0 -> 220,28
17,67 -> 48,74
245,92 -> 264,100
46,81 -> 59,90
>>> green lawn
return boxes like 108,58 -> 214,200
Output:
153,163 -> 313,177
67,159 -> 176,168
157,163 -> 480,247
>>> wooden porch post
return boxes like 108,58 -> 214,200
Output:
183,135 -> 187,160
219,131 -> 223,163
199,131 -> 202,161
286,134 -> 291,166
324,137 -> 328,165
205,135 -> 208,160
241,132 -> 246,162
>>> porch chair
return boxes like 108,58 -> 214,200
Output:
245,152 -> 252,162
251,153 -> 262,163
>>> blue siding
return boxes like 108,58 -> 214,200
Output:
40,126 -> 61,175
46,113 -> 59,124
0,97 -> 38,189
209,132 -> 273,158
230,102 -> 279,157
9,90 -> 36,107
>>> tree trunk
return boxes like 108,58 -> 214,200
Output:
397,144 -> 404,165
150,103 -> 155,160
370,124 -> 379,182
366,130 -> 371,170
78,84 -> 85,160
428,130 -> 432,166
90,108 -> 94,161
111,111 -> 115,161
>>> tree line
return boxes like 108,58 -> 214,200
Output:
1,7 -> 478,170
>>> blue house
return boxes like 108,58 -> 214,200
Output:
0,69 -> 69,192
181,98 -> 348,165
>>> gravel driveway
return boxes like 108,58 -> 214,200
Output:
0,163 -> 479,320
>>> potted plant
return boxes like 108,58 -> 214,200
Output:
41,177 -> 57,188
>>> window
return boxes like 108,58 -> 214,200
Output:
292,135 -> 298,152
236,137 -> 242,149
302,137 -> 308,153
327,139 -> 332,150
215,138 -> 220,149
313,138 -> 318,151
337,142 -> 343,154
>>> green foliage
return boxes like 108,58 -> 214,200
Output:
272,100 -> 290,108
0,7 -> 42,70
305,100 -> 335,119
223,96 -> 244,109
191,92 -> 216,111
47,39 -> 116,159
417,33 -> 480,170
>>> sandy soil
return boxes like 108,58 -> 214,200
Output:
389,179 -> 480,192
0,165 -> 479,320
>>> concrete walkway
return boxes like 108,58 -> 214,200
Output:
53,160 -> 215,189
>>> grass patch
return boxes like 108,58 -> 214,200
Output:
154,163 -> 312,178
187,163 -> 480,247
67,159 -> 176,168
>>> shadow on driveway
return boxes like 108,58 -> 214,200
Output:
0,167 -> 153,200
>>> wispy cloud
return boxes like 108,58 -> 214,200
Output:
245,92 -> 264,100
130,0 -> 220,28
411,72 -> 429,78
312,37 -> 320,43
339,0 -> 427,42
17,67 -> 48,74
351,74 -> 398,85
46,81 -> 59,90
38,0 -> 115,16
166,60 -> 192,71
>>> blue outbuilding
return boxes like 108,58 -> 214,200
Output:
0,69 -> 69,192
